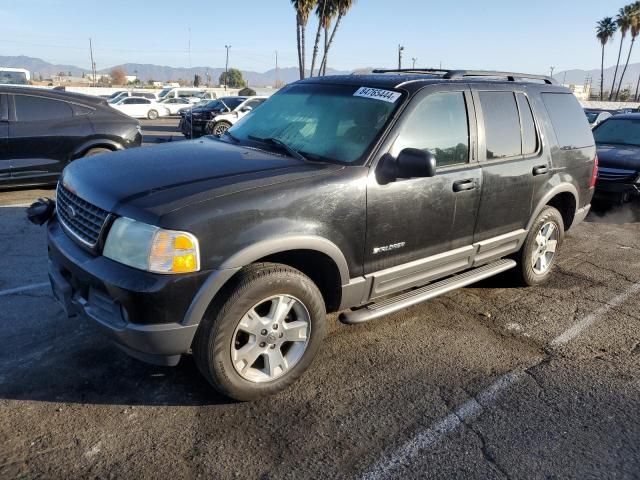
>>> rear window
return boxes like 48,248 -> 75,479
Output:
14,95 -> 73,122
516,93 -> 538,155
542,93 -> 593,149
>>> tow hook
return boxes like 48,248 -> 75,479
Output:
26,198 -> 55,225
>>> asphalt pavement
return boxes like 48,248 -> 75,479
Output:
0,123 -> 639,479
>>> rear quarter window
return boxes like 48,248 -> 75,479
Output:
541,93 -> 594,149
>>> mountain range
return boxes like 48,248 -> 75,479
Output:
4,54 -> 640,92
0,55 -> 349,86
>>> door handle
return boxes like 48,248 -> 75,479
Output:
532,165 -> 549,176
452,179 -> 477,192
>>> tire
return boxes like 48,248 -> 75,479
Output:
210,121 -> 232,137
83,147 -> 112,157
193,263 -> 326,401
147,109 -> 159,120
513,206 -> 565,286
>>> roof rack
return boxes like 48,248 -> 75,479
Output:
371,69 -> 557,85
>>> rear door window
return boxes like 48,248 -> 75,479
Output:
541,93 -> 594,149
479,91 -> 521,159
14,95 -> 73,122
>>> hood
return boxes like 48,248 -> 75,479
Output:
61,137 -> 339,222
596,143 -> 640,170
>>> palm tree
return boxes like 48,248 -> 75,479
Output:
609,8 -> 628,100
291,0 -> 315,80
310,0 -> 331,77
597,17 -> 617,100
319,0 -> 356,75
615,2 -> 640,100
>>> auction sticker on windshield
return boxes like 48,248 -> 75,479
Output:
354,87 -> 402,103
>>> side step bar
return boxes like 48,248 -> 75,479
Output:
339,259 -> 516,325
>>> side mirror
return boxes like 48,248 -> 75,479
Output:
240,106 -> 253,113
396,148 -> 436,178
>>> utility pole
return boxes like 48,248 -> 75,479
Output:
562,71 -> 567,85
634,73 -> 640,102
398,45 -> 404,69
275,50 -> 280,88
224,45 -> 231,90
89,38 -> 96,87
549,66 -> 555,78
412,57 -> 417,69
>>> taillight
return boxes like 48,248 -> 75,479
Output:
589,155 -> 598,188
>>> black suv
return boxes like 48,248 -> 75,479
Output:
45,70 -> 596,400
1,87 -> 142,189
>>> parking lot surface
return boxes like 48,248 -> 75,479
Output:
1,120 -> 639,479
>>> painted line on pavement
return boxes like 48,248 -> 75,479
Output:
361,281 -> 640,479
0,282 -> 50,297
0,203 -> 32,208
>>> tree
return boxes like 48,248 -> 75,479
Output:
610,7 -> 630,99
110,67 -> 127,86
319,0 -> 355,75
615,2 -> 640,100
310,0 -> 332,77
619,86 -> 632,101
291,0 -> 315,79
219,68 -> 246,88
597,17 -> 617,101
193,73 -> 201,87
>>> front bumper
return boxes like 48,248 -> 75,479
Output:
47,217 -> 210,366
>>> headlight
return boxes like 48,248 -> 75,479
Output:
103,217 -> 200,274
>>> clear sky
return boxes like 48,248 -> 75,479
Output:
0,0 -> 625,74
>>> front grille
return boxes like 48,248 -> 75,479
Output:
597,168 -> 637,182
56,183 -> 110,247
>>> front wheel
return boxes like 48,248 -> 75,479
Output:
209,121 -> 232,137
147,109 -> 159,120
193,263 -> 326,401
513,206 -> 565,286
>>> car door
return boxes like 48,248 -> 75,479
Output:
364,85 -> 482,299
117,98 -> 139,117
471,87 -> 545,242
8,93 -> 89,184
0,94 -> 9,183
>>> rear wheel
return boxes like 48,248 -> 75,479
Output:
147,109 -> 159,120
193,263 -> 326,401
514,206 -> 565,286
83,147 -> 112,157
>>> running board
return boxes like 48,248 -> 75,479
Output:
339,259 -> 516,325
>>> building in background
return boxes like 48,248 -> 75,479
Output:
562,83 -> 591,101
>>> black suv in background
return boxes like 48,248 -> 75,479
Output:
45,70 -> 596,400
1,87 -> 142,189
593,113 -> 640,203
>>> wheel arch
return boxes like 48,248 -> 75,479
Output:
527,184 -> 579,232
71,139 -> 122,159
182,236 -> 350,326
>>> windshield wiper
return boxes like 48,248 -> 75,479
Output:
248,135 -> 310,163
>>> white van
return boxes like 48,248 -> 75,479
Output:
158,87 -> 216,104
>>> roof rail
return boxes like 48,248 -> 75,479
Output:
371,68 -> 557,85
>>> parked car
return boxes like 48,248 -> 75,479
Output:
179,96 -> 267,138
159,97 -> 191,115
110,97 -> 169,120
584,108 -> 612,128
158,87 -> 215,104
0,86 -> 141,189
108,91 -> 159,104
593,113 -> 640,203
44,69 -> 595,400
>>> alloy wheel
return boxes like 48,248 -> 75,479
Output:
231,295 -> 311,383
531,221 -> 558,274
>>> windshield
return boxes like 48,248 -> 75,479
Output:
108,94 -> 126,104
585,112 -> 599,124
0,71 -> 28,85
158,88 -> 172,98
594,118 -> 640,146
229,84 -> 402,164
